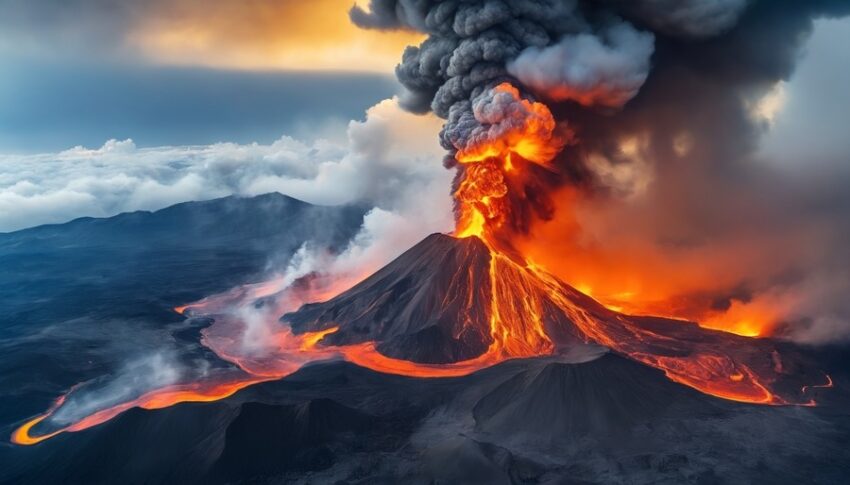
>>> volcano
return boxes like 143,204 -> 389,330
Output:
284,233 -> 824,405
284,233 -> 584,363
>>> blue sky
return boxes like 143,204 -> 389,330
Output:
0,58 -> 398,153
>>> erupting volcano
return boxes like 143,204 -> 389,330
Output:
9,1 -> 842,466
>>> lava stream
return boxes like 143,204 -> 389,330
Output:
10,324 -> 338,446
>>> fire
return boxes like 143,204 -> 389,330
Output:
511,187 -> 800,339
445,81 -> 826,406
454,162 -> 508,240
455,207 -> 486,239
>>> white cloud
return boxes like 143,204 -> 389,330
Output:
0,98 -> 454,233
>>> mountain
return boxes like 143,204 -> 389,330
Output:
0,193 -> 366,453
0,193 -> 366,331
283,233 -> 596,363
285,234 -> 495,362
0,192 -> 364,252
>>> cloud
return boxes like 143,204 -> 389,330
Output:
599,0 -> 751,38
0,98 -> 453,234
507,22 -> 655,108
0,0 -> 423,72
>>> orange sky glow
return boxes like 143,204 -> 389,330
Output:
128,0 -> 423,72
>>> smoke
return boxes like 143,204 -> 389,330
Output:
444,83 -> 564,164
351,0 -> 850,343
597,0 -> 751,38
16,98 -> 456,426
50,352 -> 184,426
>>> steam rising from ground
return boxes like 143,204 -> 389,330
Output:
50,352 -> 184,426
3,99 -> 455,430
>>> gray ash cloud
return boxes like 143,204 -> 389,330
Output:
351,0 -> 850,342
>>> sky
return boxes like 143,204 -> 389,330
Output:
0,0 -> 421,152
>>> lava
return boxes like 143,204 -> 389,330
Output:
443,82 -> 825,405
10,323 -> 340,446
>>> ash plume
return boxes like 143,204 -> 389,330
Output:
351,0 -> 850,342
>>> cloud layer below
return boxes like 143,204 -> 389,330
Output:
0,99 -> 453,234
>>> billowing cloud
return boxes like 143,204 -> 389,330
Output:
0,99 -> 452,234
350,0 -> 850,346
513,9 -> 850,345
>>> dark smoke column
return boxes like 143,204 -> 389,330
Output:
348,0 -> 748,240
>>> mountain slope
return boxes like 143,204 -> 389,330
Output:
285,234 -> 494,362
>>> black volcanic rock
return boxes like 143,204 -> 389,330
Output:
214,399 -> 374,479
282,231 -> 823,408
473,354 -> 721,441
284,233 -> 495,363
0,192 -> 365,253
4,195 -> 850,484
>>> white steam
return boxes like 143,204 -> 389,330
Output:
50,352 -> 183,426
507,22 -> 654,108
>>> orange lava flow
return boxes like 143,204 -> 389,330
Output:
529,257 -> 809,405
10,326 -> 339,446
339,342 -> 501,378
